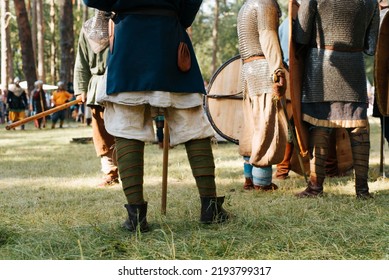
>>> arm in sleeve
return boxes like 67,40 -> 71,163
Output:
257,4 -> 286,97
73,30 -> 92,97
364,4 -> 380,56
294,0 -> 317,45
257,6 -> 284,73
179,0 -> 203,28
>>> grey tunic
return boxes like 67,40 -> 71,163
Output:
294,0 -> 379,128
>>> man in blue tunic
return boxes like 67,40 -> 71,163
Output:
83,0 -> 229,232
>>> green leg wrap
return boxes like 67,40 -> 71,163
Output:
115,137 -> 145,204
185,138 -> 217,197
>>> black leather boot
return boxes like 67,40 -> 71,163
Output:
200,196 -> 229,224
355,178 -> 373,199
123,202 -> 150,232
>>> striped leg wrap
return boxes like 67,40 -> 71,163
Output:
309,127 -> 331,181
348,127 -> 370,183
115,137 -> 145,204
185,138 -> 216,197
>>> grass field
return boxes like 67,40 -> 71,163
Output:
0,117 -> 388,260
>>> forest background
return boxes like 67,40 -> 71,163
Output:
0,0 -> 376,94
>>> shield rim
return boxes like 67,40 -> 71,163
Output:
374,8 -> 389,117
204,54 -> 242,144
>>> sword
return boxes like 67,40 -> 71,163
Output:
380,117 -> 386,178
278,96 -> 308,183
161,120 -> 169,215
273,71 -> 308,183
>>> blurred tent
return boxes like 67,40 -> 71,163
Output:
19,81 -> 58,91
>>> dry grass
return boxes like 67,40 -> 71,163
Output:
0,118 -> 388,260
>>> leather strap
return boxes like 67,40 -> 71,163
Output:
243,55 -> 266,64
117,8 -> 176,17
317,45 -> 363,52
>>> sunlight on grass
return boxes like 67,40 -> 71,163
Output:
0,119 -> 388,260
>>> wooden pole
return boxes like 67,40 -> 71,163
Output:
380,117 -> 386,178
6,99 -> 79,130
161,120 -> 169,215
280,98 -> 308,183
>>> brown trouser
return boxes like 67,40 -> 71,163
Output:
91,106 -> 115,157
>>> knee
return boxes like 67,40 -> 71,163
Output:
349,127 -> 370,146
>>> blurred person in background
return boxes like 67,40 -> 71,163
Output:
31,80 -> 48,129
7,77 -> 28,130
51,81 -> 73,129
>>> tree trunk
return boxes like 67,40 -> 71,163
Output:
36,0 -> 44,81
7,23 -> 13,83
49,0 -> 56,84
1,0 -> 10,88
13,0 -> 37,93
58,0 -> 74,85
211,0 -> 220,75
30,0 -> 36,63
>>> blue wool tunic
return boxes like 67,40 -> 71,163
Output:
83,0 -> 206,95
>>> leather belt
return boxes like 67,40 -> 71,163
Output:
243,55 -> 266,64
116,8 -> 176,17
317,45 -> 363,52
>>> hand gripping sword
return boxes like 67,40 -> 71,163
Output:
280,97 -> 308,183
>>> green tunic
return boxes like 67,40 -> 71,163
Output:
73,27 -> 108,106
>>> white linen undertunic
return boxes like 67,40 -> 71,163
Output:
101,91 -> 215,146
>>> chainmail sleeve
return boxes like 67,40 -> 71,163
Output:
364,3 -> 380,56
294,0 -> 317,45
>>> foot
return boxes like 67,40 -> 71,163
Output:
243,177 -> 254,190
123,219 -> 150,232
253,183 -> 278,191
356,192 -> 374,199
295,185 -> 323,198
98,175 -> 119,187
200,196 -> 230,224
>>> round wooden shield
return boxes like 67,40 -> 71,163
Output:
374,9 -> 389,117
204,55 -> 243,144
335,128 -> 353,174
